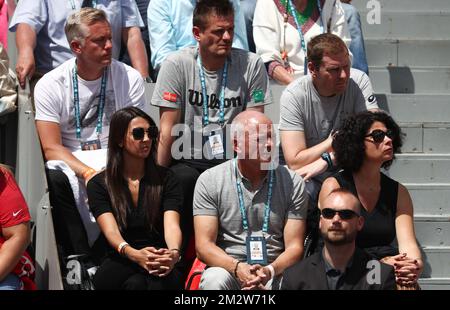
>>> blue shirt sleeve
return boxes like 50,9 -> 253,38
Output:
148,0 -> 177,70
121,0 -> 145,28
9,0 -> 48,33
231,0 -> 249,51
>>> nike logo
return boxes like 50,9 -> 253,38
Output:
12,210 -> 22,217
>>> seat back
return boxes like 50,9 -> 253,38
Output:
184,258 -> 206,290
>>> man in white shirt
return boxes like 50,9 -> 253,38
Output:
34,8 -> 145,260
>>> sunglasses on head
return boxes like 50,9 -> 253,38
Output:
321,208 -> 360,220
131,127 -> 158,140
365,129 -> 393,143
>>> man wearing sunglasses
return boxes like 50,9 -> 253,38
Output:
33,8 -> 146,262
281,188 -> 396,290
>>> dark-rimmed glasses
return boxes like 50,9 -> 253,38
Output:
131,127 -> 158,140
365,129 -> 393,143
321,208 -> 360,220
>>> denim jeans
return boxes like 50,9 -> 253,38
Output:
0,274 -> 22,290
342,3 -> 369,74
240,0 -> 257,52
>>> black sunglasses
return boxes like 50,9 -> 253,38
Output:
365,129 -> 393,143
321,208 -> 360,220
131,127 -> 158,140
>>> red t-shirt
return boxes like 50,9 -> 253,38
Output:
0,168 -> 31,232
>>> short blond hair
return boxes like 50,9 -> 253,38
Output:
65,7 -> 109,45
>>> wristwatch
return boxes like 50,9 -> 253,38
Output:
144,76 -> 153,83
321,152 -> 333,170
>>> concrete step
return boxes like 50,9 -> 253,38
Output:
360,11 -> 450,40
414,215 -> 450,247
369,66 -> 450,94
418,278 -> 450,290
389,154 -> 450,183
406,184 -> 450,216
422,124 -> 450,154
400,123 -> 423,153
377,94 -> 450,123
420,246 -> 450,278
354,0 -> 450,12
366,39 -> 450,67
399,123 -> 450,154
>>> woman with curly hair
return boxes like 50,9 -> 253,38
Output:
87,107 -> 184,290
318,111 -> 422,289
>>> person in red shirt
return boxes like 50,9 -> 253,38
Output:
0,165 -> 32,290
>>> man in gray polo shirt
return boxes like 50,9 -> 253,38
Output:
193,111 -> 308,290
279,33 -> 378,208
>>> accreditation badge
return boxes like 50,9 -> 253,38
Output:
246,236 -> 268,265
203,130 -> 225,159
80,139 -> 101,151
208,133 -> 224,156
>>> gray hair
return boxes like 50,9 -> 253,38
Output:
65,7 -> 109,45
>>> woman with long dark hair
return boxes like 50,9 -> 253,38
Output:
319,111 -> 422,289
87,107 -> 183,290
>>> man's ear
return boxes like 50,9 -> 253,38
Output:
70,40 -> 83,55
357,215 -> 365,232
233,138 -> 240,154
193,26 -> 201,42
308,61 -> 317,77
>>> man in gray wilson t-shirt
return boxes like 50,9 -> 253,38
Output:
151,0 -> 272,271
279,33 -> 378,209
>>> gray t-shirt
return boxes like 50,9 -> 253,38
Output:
279,68 -> 378,148
151,47 -> 272,168
193,160 -> 308,263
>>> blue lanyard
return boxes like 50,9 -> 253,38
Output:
197,55 -> 228,127
288,0 -> 324,74
72,65 -> 108,140
234,159 -> 275,234
70,0 -> 97,10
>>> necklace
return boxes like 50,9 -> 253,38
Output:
128,179 -> 140,191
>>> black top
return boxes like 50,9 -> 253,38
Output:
333,170 -> 399,259
87,167 -> 182,252
281,247 -> 396,290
